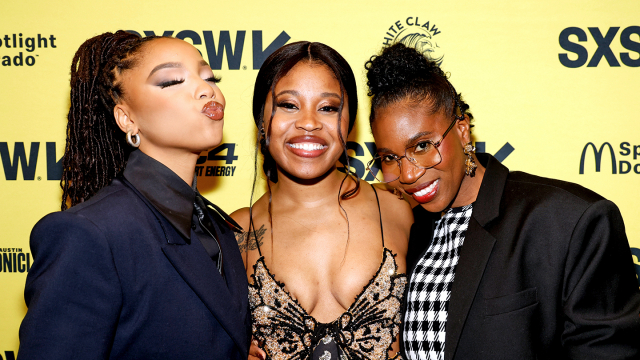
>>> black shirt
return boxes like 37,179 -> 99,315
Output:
123,150 -> 222,272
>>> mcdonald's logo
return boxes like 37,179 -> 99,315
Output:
579,142 -> 640,175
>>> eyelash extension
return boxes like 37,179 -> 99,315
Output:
320,105 -> 339,112
205,75 -> 221,83
159,79 -> 184,89
276,101 -> 297,109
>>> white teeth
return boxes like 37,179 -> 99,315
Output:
288,143 -> 326,151
414,180 -> 438,197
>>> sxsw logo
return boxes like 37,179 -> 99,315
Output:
127,30 -> 290,70
559,26 -> 640,68
0,142 -> 62,181
579,142 -> 640,174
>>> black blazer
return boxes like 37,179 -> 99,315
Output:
406,154 -> 640,360
18,178 -> 251,360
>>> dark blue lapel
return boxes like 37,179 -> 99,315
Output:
120,177 -> 249,353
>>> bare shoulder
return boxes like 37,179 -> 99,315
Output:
230,207 -> 251,230
230,199 -> 269,259
371,182 -> 414,228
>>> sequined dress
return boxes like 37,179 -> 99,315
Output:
248,185 -> 407,360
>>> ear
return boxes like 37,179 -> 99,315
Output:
113,105 -> 137,134
455,114 -> 472,145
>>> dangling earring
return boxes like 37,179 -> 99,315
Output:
259,127 -> 265,139
126,130 -> 140,148
392,187 -> 404,199
463,142 -> 477,177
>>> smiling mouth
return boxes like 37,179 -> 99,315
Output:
287,143 -> 327,151
286,136 -> 329,158
406,179 -> 439,203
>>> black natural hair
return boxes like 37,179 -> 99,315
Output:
250,41 -> 359,257
61,30 -> 159,210
252,41 -> 358,186
365,42 -> 473,124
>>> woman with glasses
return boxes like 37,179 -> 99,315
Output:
365,43 -> 640,360
232,41 -> 413,360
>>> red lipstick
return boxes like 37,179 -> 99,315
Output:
404,179 -> 439,204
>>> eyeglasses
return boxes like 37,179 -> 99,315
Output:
366,114 -> 461,183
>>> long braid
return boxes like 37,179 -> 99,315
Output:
61,31 -> 158,210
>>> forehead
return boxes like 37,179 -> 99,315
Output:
372,100 -> 449,146
134,37 -> 204,71
275,61 -> 340,92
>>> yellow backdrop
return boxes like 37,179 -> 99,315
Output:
1,0 -> 639,355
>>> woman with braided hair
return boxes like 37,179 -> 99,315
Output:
365,43 -> 640,359
18,31 -> 251,359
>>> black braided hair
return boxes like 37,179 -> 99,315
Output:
365,42 -> 473,124
61,30 -> 159,210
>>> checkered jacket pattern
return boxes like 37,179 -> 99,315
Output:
403,204 -> 473,360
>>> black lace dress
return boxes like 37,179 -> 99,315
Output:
248,185 -> 407,360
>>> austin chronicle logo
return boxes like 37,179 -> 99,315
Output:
382,17 -> 444,65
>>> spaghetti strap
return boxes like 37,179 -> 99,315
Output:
249,206 -> 263,257
369,183 -> 385,248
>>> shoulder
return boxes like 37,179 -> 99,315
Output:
503,171 -> 605,210
230,207 -> 251,230
371,182 -> 413,227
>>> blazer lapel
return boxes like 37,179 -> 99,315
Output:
162,233 -> 248,352
444,153 -> 508,360
444,218 -> 495,360
121,177 -> 248,351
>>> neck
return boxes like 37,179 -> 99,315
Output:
139,147 -> 198,186
271,166 -> 356,208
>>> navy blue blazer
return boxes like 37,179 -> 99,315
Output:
18,178 -> 251,359
405,154 -> 640,360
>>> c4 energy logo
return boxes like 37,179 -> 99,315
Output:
0,142 -> 62,181
579,142 -> 640,174
559,26 -> 640,68
381,17 -> 444,65
0,248 -> 31,273
196,143 -> 238,177
0,33 -> 57,67
128,30 -> 290,70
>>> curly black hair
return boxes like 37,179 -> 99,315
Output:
365,43 -> 473,124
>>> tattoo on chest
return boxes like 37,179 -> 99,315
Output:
235,224 -> 266,253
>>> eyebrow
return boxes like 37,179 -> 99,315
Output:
148,60 -> 210,78
375,131 -> 434,155
275,90 -> 341,99
406,131 -> 434,147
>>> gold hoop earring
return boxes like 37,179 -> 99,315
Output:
463,142 -> 477,177
126,130 -> 140,148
